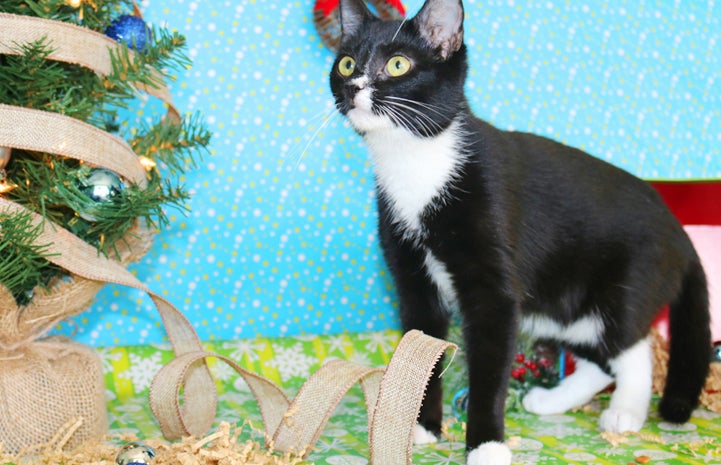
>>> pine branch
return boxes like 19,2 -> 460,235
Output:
131,113 -> 211,175
0,209 -> 61,305
0,39 -> 122,125
5,154 -> 191,256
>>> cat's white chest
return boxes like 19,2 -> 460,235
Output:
364,121 -> 465,235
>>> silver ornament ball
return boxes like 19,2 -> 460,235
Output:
80,168 -> 124,203
116,441 -> 156,465
77,168 -> 124,221
0,147 -> 10,170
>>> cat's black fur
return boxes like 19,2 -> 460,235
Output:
330,0 -> 711,458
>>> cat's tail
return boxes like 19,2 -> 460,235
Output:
658,258 -> 711,423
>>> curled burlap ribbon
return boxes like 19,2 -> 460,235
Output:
149,329 -> 456,464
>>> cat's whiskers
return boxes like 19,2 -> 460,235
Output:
287,108 -> 340,169
391,17 -> 409,43
385,95 -> 453,119
378,101 -> 432,136
378,98 -> 445,137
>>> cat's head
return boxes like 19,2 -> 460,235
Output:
330,0 -> 468,138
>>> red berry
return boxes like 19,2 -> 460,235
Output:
525,360 -> 538,371
511,368 -> 524,380
515,353 -> 525,364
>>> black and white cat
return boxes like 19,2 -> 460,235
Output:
329,0 -> 712,464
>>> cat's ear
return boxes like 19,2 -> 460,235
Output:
412,0 -> 464,60
339,0 -> 374,39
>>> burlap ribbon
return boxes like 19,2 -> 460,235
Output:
149,329 -> 456,463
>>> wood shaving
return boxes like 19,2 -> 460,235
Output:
671,437 -> 719,458
600,430 -> 664,448
599,431 -> 629,447
0,422 -> 308,465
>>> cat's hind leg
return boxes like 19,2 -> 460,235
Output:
522,358 -> 613,415
599,337 -> 652,433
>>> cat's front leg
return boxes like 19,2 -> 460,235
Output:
380,239 -> 451,439
461,292 -> 518,465
396,275 -> 450,440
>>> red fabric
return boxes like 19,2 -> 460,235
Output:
649,180 -> 721,341
314,0 -> 339,16
386,0 -> 406,15
313,0 -> 406,18
650,181 -> 721,226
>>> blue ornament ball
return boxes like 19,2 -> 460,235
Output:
713,343 -> 721,363
451,387 -> 469,421
105,15 -> 152,51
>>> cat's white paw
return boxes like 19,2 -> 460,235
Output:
522,387 -> 565,415
413,424 -> 438,445
599,408 -> 645,433
466,441 -> 512,465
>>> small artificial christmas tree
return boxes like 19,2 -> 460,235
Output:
0,0 -> 210,453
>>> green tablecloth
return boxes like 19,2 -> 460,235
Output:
102,331 -> 721,464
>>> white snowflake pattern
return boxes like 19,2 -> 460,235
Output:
596,444 -> 635,457
358,332 -> 397,354
413,447 -> 462,465
265,343 -> 317,382
563,451 -> 597,461
118,352 -> 163,391
510,438 -> 544,451
632,449 -> 677,460
693,409 -> 721,421
96,347 -> 123,373
315,436 -> 352,454
218,389 -> 255,406
326,334 -> 354,355
510,451 -> 542,465
209,358 -> 237,382
222,339 -> 268,363
347,350 -> 373,367
662,431 -> 704,444
105,388 -> 117,402
530,423 -> 587,438
325,455 -> 368,465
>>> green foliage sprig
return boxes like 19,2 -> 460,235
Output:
0,1 -> 211,304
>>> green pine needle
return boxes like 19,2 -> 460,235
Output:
0,209 -> 60,305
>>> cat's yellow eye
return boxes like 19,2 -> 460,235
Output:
338,56 -> 356,77
386,55 -> 411,77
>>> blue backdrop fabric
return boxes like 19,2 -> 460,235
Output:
62,0 -> 721,347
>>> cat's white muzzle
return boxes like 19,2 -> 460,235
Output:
347,89 -> 394,133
